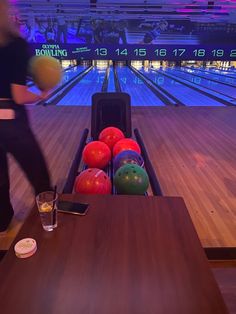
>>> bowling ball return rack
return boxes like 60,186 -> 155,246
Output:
62,92 -> 162,196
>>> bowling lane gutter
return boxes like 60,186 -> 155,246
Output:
129,66 -> 182,107
101,67 -> 110,92
113,66 -> 122,92
63,128 -> 89,193
36,66 -> 93,106
134,128 -> 163,196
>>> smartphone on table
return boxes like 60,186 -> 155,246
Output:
58,200 -> 89,216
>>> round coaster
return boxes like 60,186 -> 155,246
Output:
14,238 -> 37,259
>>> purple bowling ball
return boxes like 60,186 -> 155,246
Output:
113,150 -> 144,173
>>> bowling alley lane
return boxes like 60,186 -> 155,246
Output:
178,66 -> 236,86
57,67 -> 106,106
138,67 -> 225,106
162,67 -> 236,99
116,66 -> 165,106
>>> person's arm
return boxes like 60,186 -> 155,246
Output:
11,84 -> 47,104
10,37 -> 47,105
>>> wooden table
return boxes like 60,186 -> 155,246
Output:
0,195 -> 228,314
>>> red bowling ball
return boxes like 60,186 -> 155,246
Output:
99,127 -> 125,149
82,141 -> 111,169
113,138 -> 141,157
74,168 -> 112,194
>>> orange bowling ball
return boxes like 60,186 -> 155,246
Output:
113,138 -> 141,157
99,126 -> 125,150
29,56 -> 62,91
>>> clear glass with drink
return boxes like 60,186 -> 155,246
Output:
36,191 -> 58,231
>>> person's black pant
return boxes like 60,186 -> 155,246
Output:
0,107 -> 51,231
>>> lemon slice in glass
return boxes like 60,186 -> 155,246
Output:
40,202 -> 53,212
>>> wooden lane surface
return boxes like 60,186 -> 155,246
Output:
132,107 -> 236,247
0,195 -> 228,314
0,106 -> 236,249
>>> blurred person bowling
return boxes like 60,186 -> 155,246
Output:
0,0 -> 52,233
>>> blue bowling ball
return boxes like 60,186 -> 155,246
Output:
113,150 -> 144,173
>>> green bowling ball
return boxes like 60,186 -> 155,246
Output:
114,164 -> 149,195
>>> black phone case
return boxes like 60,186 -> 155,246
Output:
58,201 -> 89,215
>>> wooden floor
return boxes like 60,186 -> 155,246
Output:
133,106 -> 236,248
212,267 -> 236,314
0,106 -> 236,250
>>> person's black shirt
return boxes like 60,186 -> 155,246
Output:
0,36 -> 30,99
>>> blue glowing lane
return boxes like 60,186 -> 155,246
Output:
116,67 -> 165,106
57,67 -> 106,106
162,67 -> 236,99
179,67 -> 236,86
205,68 -> 236,78
140,68 -> 224,106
